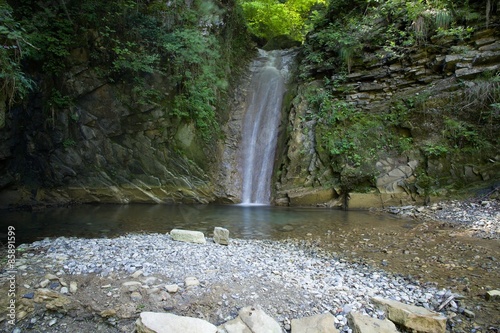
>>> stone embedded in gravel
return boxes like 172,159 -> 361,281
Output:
372,297 -> 447,333
34,288 -> 74,313
214,227 -> 230,245
123,281 -> 142,287
486,290 -> 500,301
45,273 -> 59,280
165,284 -> 180,293
132,270 -> 144,278
136,312 -> 217,333
131,291 -> 143,302
69,281 -> 78,294
291,312 -> 338,333
100,309 -> 117,318
348,312 -> 399,333
185,276 -> 200,287
170,229 -> 206,244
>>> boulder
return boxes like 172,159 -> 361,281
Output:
372,297 -> 447,333
136,312 -> 217,333
170,229 -> 206,244
291,313 -> 339,333
348,312 -> 399,333
219,306 -> 282,333
214,227 -> 230,245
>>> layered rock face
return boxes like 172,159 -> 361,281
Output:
275,28 -> 500,208
0,71 -> 218,208
0,5 -> 249,208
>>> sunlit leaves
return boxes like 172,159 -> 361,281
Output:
238,0 -> 326,42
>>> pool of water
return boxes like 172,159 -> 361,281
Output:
0,204 -> 416,244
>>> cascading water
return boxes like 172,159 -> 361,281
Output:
240,49 -> 295,205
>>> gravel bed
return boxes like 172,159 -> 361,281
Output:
16,234 -> 455,331
386,197 -> 500,239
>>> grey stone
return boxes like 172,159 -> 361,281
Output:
170,229 -> 206,244
136,312 -> 217,333
372,297 -> 447,333
486,290 -> 500,301
131,291 -> 143,302
219,306 -> 281,333
165,284 -> 179,293
348,312 -> 399,333
185,277 -> 200,287
214,227 -> 230,245
291,312 -> 339,333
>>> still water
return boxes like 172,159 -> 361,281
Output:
0,204 -> 416,244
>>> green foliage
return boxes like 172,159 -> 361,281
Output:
238,0 -> 326,42
7,0 -> 252,142
0,2 -> 34,108
62,138 -> 76,148
422,143 -> 449,157
299,0 -> 488,77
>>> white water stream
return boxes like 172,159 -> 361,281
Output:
240,49 -> 295,205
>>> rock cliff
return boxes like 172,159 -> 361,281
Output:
275,27 -> 500,208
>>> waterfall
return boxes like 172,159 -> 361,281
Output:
240,49 -> 295,205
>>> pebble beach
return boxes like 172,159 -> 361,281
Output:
1,195 -> 499,332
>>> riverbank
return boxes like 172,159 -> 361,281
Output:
1,196 -> 499,333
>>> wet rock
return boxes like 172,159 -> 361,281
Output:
214,227 -> 230,245
291,312 -> 339,333
348,312 -> 399,333
372,297 -> 447,333
170,229 -> 206,244
136,312 -> 217,333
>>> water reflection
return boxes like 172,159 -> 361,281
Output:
0,204 -> 413,244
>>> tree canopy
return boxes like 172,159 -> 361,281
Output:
238,0 -> 326,42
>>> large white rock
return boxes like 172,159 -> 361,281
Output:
372,297 -> 447,333
170,229 -> 206,244
136,312 -> 217,333
348,312 -> 399,333
219,306 -> 282,333
291,313 -> 339,333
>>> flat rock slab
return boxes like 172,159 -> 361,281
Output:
136,312 -> 217,333
291,312 -> 339,333
348,312 -> 399,333
170,229 -> 206,244
372,297 -> 447,333
219,306 -> 282,333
